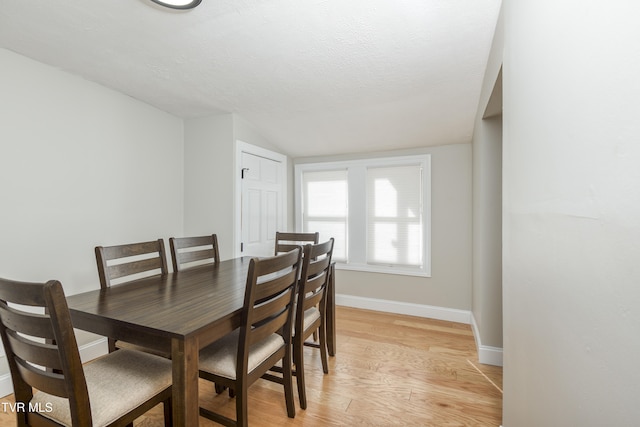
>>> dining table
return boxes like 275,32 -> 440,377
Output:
66,256 -> 336,426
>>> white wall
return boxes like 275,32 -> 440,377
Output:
471,6 -> 503,364
0,49 -> 184,374
472,115 -> 502,351
503,1 -> 640,425
183,114 -> 235,259
296,143 -> 473,314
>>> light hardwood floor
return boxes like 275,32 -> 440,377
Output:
0,306 -> 502,426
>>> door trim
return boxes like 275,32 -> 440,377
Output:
234,140 -> 288,258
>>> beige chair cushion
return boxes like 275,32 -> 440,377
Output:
30,349 -> 172,427
199,329 -> 285,379
292,306 -> 321,335
303,307 -> 321,329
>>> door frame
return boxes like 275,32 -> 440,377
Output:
234,140 -> 288,258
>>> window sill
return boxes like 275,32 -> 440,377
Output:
334,262 -> 431,278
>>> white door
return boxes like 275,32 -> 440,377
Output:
240,152 -> 283,257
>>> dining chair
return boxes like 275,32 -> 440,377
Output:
293,239 -> 334,409
198,248 -> 302,427
169,234 -> 220,272
274,231 -> 319,255
94,239 -> 169,355
0,277 -> 173,427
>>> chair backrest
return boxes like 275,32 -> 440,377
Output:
0,278 -> 91,426
297,239 -> 334,330
274,232 -> 319,255
169,234 -> 220,272
238,248 -> 302,373
95,239 -> 168,288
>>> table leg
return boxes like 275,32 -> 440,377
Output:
326,262 -> 336,356
172,337 -> 200,426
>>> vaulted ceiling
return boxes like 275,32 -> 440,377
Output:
0,0 -> 501,157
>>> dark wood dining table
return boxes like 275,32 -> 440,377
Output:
66,256 -> 336,426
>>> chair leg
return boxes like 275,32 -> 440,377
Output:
283,349 -> 296,418
319,324 -> 329,374
293,337 -> 307,410
215,383 -> 225,394
236,381 -> 248,427
163,398 -> 172,427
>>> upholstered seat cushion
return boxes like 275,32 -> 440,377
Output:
292,306 -> 321,334
302,307 -> 321,330
30,349 -> 172,427
199,329 -> 285,379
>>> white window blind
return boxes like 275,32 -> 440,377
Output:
296,154 -> 430,277
366,165 -> 423,268
301,169 -> 348,261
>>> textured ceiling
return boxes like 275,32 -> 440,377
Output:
0,0 -> 501,157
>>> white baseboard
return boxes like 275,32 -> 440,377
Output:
336,294 -> 472,324
0,373 -> 12,399
0,338 -> 108,398
471,313 -> 503,367
78,337 -> 109,363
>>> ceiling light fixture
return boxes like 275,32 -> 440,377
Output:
149,0 -> 202,9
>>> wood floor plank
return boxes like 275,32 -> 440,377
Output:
0,306 -> 502,426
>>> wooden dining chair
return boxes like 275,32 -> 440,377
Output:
95,239 -> 168,289
198,248 -> 302,427
95,239 -> 169,355
0,277 -> 173,427
293,239 -> 334,409
169,234 -> 220,272
274,231 -> 319,255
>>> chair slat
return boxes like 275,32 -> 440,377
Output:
15,358 -> 68,398
307,256 -> 330,277
0,279 -> 46,307
251,289 -> 291,325
276,232 -> 319,243
0,303 -> 55,340
255,253 -> 298,276
274,231 -> 319,255
172,235 -> 213,249
249,309 -> 289,345
107,257 -> 164,280
302,288 -> 323,311
274,243 -> 299,254
6,329 -> 62,371
101,240 -> 164,259
254,270 -> 298,302
178,248 -> 216,265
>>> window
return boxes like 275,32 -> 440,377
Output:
300,169 -> 348,261
295,155 -> 431,277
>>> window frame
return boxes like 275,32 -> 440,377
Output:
295,154 -> 431,277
